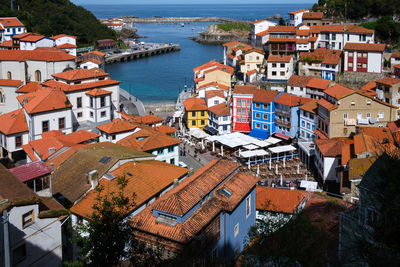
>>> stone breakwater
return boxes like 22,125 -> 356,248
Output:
119,16 -> 243,23
190,24 -> 250,45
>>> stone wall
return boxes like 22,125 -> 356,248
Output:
337,72 -> 386,89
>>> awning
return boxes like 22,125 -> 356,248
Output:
249,129 -> 269,140
265,137 -> 281,145
275,132 -> 290,140
243,144 -> 259,150
203,125 -> 218,135
188,128 -> 210,139
269,145 -> 297,154
239,149 -> 269,158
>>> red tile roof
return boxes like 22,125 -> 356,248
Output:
306,77 -> 331,90
317,98 -> 337,111
197,81 -> 229,91
10,161 -> 52,182
193,60 -> 218,72
375,77 -> 400,86
70,160 -> 189,219
205,90 -> 225,99
269,38 -> 297,43
82,50 -> 105,57
19,33 -> 46,42
52,68 -> 108,81
184,97 -> 207,111
299,99 -> 318,114
0,17 -> 24,27
0,40 -> 12,47
85,88 -> 112,96
344,43 -> 385,52
361,81 -> 376,91
208,102 -> 230,116
17,87 -> 71,114
233,84 -> 259,95
310,24 -> 374,34
117,127 -> 181,152
251,19 -> 267,25
56,43 -> 77,49
51,34 -> 77,39
81,58 -> 103,65
253,89 -> 279,103
296,30 -> 310,36
0,48 -> 75,62
56,130 -> 99,144
256,187 -> 307,213
287,75 -> 313,87
0,109 -> 28,135
324,84 -> 355,100
302,12 -> 323,19
203,65 -> 234,75
275,94 -> 312,107
299,49 -> 342,65
268,26 -> 296,33
153,124 -> 176,135
315,139 -> 346,157
256,30 -> 269,37
246,69 -> 258,76
16,82 -> 42,94
0,79 -> 23,87
222,41 -> 242,47
42,79 -> 120,92
96,118 -> 139,134
288,9 -> 308,15
267,54 -> 292,63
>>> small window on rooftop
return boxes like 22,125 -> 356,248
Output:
221,188 -> 232,197
99,156 -> 111,164
127,172 -> 133,176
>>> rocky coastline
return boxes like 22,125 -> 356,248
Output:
190,24 -> 250,45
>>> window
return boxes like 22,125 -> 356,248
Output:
170,158 -> 175,165
90,97 -> 93,108
348,62 -> 353,68
234,223 -> 239,237
343,113 -> 348,119
77,97 -> 82,108
272,71 -> 277,76
34,70 -> 42,82
366,101 -> 371,105
191,120 -> 196,126
22,210 -> 34,228
168,146 -> 174,153
59,118 -> 65,129
112,134 -> 116,140
90,111 -> 94,118
246,196 -> 251,218
302,121 -> 305,127
255,123 -> 260,129
263,114 -> 268,120
366,113 -> 371,118
255,113 -> 260,119
351,101 -> 356,106
157,149 -> 164,155
15,136 -> 22,147
201,111 -> 205,116
347,34 -> 350,41
191,111 -> 196,117
100,96 -> 105,107
272,63 -> 277,68
310,114 -> 314,119
357,53 -> 361,58
280,63 -> 285,68
237,99 -> 241,107
101,111 -> 106,118
7,71 -> 12,80
201,120 -> 205,125
343,127 -> 348,135
242,99 -> 246,107
378,112 -> 384,119
362,63 -> 367,68
307,123 -> 310,129
12,243 -> 26,265
42,121 -> 49,133
280,71 -> 285,76
263,124 -> 268,130
0,89 -> 4,103
255,103 -> 260,108
332,33 -> 336,40
363,53 -> 367,58
214,100 -> 219,105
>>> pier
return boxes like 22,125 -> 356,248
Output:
105,44 -> 181,64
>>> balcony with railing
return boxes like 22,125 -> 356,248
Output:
274,118 -> 291,127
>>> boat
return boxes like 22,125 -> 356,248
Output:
180,23 -> 184,27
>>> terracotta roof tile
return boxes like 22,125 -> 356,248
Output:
256,187 -> 307,213
344,43 -> 385,52
81,58 -> 103,65
205,90 -> 225,99
317,98 -> 337,111
53,68 -> 107,81
348,157 -> 377,180
299,99 -> 318,114
251,19 -> 267,25
246,69 -> 258,76
299,49 -> 342,65
56,43 -> 77,49
42,79 -> 120,92
82,50 -> 105,57
203,65 -> 234,75
197,82 -> 229,91
51,34 -> 77,39
21,144 -> 38,161
287,75 -> 312,87
10,161 -> 52,183
233,84 -> 259,95
0,109 -> 28,135
0,17 -> 24,27
253,89 -> 279,103
117,128 -> 181,152
193,60 -> 218,72
16,82 -> 42,94
0,40 -> 12,47
375,77 -> 400,86
306,77 -> 331,90
256,30 -> 269,36
296,30 -> 310,36
324,84 -> 355,100
360,81 -> 376,91
387,120 -> 400,133
153,124 -> 176,135
268,38 -> 297,43
85,88 -> 112,96
267,54 -> 292,63
302,12 -> 323,19
268,26 -> 296,33
208,102 -> 230,116
184,97 -> 207,111
288,9 -> 308,15
0,79 -> 23,87
17,87 -> 71,114
310,24 -> 374,34
222,41 -> 242,47
0,48 -> 75,62
19,33 -> 46,42
275,94 -> 312,107
315,138 -> 346,157
70,160 -> 189,219
96,118 -> 139,134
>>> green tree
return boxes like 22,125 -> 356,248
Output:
74,176 -> 159,266
278,17 -> 285,26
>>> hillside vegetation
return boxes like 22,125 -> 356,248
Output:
217,21 -> 252,32
0,0 -> 116,46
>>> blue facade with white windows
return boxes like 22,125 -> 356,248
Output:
274,102 -> 300,139
250,92 -> 282,139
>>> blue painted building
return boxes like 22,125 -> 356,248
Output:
131,159 -> 259,261
274,94 -> 312,139
250,90 -> 281,139
0,17 -> 26,41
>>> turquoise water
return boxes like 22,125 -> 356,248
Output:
84,4 -> 313,103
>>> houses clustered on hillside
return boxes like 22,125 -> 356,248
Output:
0,8 -> 399,266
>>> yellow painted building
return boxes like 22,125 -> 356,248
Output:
184,97 -> 208,129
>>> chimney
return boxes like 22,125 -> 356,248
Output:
87,170 -> 98,189
50,163 -> 54,170
173,178 -> 179,188
48,147 -> 56,155
22,97 -> 28,105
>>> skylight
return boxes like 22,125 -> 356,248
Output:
99,156 -> 111,164
221,188 -> 232,197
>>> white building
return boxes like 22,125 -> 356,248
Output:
314,139 -> 345,184
42,68 -> 120,127
390,52 -> 400,70
0,109 -> 29,161
15,33 -> 55,51
17,87 -> 73,140
298,49 -> 342,81
196,81 -> 229,98
0,17 -> 26,41
266,55 -> 293,81
343,43 -> 385,74
52,34 -> 77,56
250,19 -> 276,47
206,103 -> 231,135
0,79 -> 23,114
298,100 -> 318,169
0,164 -> 67,267
0,48 -> 76,83
204,90 -> 226,107
287,9 -> 309,26
97,118 -> 140,143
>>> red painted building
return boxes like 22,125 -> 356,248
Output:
232,84 -> 260,133
344,43 -> 385,74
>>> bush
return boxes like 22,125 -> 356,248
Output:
217,22 -> 252,32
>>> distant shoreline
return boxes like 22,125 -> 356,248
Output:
119,17 -> 245,23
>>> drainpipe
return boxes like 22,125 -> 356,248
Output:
50,163 -> 54,195
3,210 -> 11,267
